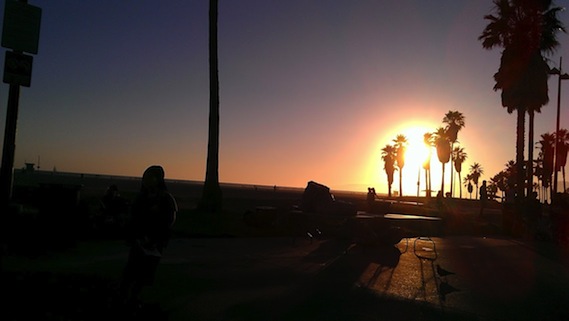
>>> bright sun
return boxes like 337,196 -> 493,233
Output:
365,118 -> 457,198
374,122 -> 445,197
399,127 -> 431,194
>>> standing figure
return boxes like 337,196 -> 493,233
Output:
119,165 -> 177,307
479,180 -> 488,217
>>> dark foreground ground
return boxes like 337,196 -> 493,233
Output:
2,171 -> 569,320
3,235 -> 569,321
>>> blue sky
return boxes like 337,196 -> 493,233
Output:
1,0 -> 569,195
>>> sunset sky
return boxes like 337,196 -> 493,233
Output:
1,0 -> 569,195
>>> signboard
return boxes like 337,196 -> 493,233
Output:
3,50 -> 32,87
1,0 -> 42,54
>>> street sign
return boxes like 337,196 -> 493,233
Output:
1,0 -> 42,54
3,50 -> 32,87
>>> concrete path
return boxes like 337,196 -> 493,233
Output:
3,236 -> 569,320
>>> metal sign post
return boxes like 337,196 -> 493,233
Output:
0,0 -> 41,206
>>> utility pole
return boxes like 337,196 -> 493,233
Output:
552,57 -> 569,197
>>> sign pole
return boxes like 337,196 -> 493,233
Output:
0,0 -> 41,207
0,77 -> 20,206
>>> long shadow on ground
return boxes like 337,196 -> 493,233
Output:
222,243 -> 478,321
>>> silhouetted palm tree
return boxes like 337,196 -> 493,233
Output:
381,144 -> 397,198
479,0 -> 565,200
539,132 -> 555,200
393,134 -> 407,197
555,128 -> 569,192
200,0 -> 223,213
423,132 -> 434,197
492,171 -> 508,200
504,160 -> 517,196
464,173 -> 474,199
443,110 -> 465,197
469,162 -> 484,199
452,146 -> 468,199
434,127 -> 450,196
534,155 -> 545,200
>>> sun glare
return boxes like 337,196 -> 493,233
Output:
400,127 -> 431,195
374,121 -> 446,197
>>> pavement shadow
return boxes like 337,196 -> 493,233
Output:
222,242 -> 477,321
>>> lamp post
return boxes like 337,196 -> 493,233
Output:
550,57 -> 569,196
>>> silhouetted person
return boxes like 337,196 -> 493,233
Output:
479,180 -> 488,217
366,187 -> 377,212
119,165 -> 177,308
100,184 -> 128,230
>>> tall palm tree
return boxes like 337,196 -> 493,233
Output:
534,154 -> 544,199
434,127 -> 450,196
393,134 -> 407,197
555,128 -> 569,192
539,132 -> 555,200
423,132 -> 434,198
479,0 -> 565,200
469,162 -> 484,199
443,110 -> 466,197
200,0 -> 223,213
381,144 -> 397,198
452,146 -> 468,199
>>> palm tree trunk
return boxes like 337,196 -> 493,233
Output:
450,143 -> 454,197
527,110 -> 535,197
417,166 -> 420,197
399,170 -> 403,197
440,163 -> 445,197
200,0 -> 223,213
458,172 -> 462,198
427,152 -> 432,198
425,169 -> 429,198
563,166 -> 566,192
516,109 -> 526,201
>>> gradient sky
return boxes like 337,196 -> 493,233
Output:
1,0 -> 569,195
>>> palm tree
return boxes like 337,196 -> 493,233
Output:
469,162 -> 484,199
434,127 -> 450,197
423,132 -> 434,198
503,160 -> 518,199
492,171 -> 508,200
393,134 -> 408,197
539,132 -> 555,200
534,155 -> 544,200
381,144 -> 397,198
443,110 -> 466,197
452,146 -> 468,199
200,0 -> 223,213
464,173 -> 474,199
487,181 -> 499,200
555,128 -> 569,192
479,0 -> 565,200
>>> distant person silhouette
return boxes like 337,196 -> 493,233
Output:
366,187 -> 377,212
119,165 -> 177,308
479,180 -> 488,217
100,184 -> 128,229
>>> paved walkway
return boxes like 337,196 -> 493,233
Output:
3,236 -> 569,320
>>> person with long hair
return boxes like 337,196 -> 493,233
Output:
119,165 -> 177,307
